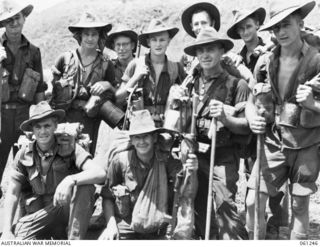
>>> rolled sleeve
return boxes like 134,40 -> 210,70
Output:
234,78 -> 250,112
74,144 -> 92,170
10,150 -> 28,186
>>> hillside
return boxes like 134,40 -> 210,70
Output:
7,0 -> 320,68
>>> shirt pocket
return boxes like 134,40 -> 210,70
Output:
27,167 -> 46,195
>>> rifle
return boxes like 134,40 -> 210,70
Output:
205,117 -> 217,240
169,93 -> 199,239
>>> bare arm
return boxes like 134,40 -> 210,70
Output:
53,159 -> 107,207
1,180 -> 22,239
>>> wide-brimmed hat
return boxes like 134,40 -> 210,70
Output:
105,26 -> 138,52
138,19 -> 179,48
20,101 -> 65,132
68,11 -> 112,34
0,0 -> 33,28
260,0 -> 315,31
128,110 -> 159,136
181,2 -> 220,38
227,7 -> 266,39
184,27 -> 234,56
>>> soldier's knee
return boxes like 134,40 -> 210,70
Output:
291,196 -> 309,216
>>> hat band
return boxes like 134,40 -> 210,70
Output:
270,5 -> 300,19
30,109 -> 54,119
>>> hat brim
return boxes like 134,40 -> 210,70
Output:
0,4 -> 33,28
184,38 -> 234,57
138,27 -> 179,48
105,30 -> 138,52
260,1 -> 315,31
181,2 -> 220,38
68,23 -> 112,34
227,8 -> 266,40
20,109 -> 65,132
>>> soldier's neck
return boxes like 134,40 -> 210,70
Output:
203,64 -> 224,78
245,35 -> 259,53
150,52 -> 165,65
6,32 -> 22,46
119,55 -> 133,68
79,46 -> 98,57
36,138 -> 55,153
136,149 -> 154,165
280,38 -> 303,58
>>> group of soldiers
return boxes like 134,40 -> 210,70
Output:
0,0 -> 319,241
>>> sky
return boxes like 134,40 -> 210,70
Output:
19,0 -> 66,12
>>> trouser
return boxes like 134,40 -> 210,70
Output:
194,147 -> 248,240
244,158 -> 289,230
65,109 -> 101,155
14,185 -> 95,240
116,220 -> 167,240
0,105 -> 29,185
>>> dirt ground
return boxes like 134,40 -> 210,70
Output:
0,122 -> 320,240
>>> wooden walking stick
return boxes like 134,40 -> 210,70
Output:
205,117 -> 217,240
254,132 -> 263,239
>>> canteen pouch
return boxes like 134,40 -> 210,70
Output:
277,102 -> 301,128
18,68 -> 40,103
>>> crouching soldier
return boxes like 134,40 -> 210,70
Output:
98,110 -> 198,240
0,101 -> 107,240
171,27 -> 251,239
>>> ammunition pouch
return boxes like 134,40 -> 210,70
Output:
99,100 -> 125,129
51,75 -> 75,111
300,108 -> 320,128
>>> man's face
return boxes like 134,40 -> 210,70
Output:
255,94 -> 275,124
272,15 -> 303,48
191,11 -> 213,37
3,12 -> 25,36
32,118 -> 57,147
81,28 -> 100,49
196,44 -> 224,70
114,35 -> 135,61
131,132 -> 157,156
237,17 -> 259,43
147,31 -> 170,56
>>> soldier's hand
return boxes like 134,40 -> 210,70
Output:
296,84 -> 315,110
209,99 -> 226,123
98,218 -> 119,240
90,82 -> 107,95
53,176 -> 74,207
0,46 -> 7,62
249,115 -> 266,134
133,63 -> 149,81
222,52 -> 243,67
184,153 -> 198,171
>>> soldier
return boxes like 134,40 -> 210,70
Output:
105,26 -> 138,91
173,26 -> 251,239
115,19 -> 185,127
98,110 -> 198,239
227,7 -> 289,239
50,12 -> 119,155
245,0 -> 320,240
0,0 -> 47,199
0,101 -> 106,240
